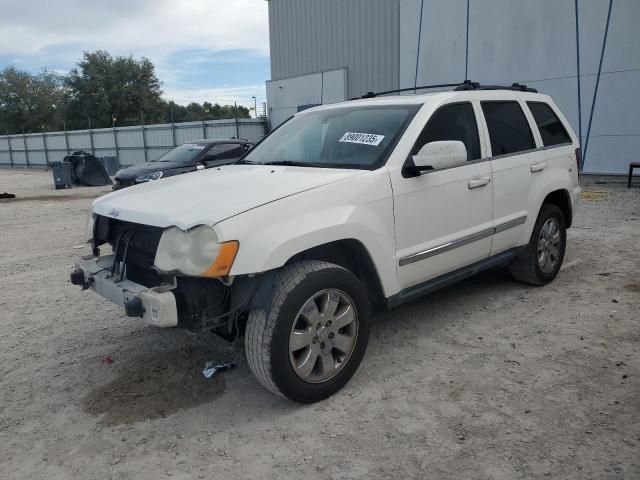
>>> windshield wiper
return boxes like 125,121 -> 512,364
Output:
261,160 -> 312,167
235,159 -> 311,167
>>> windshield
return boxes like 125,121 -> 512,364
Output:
241,105 -> 420,169
152,143 -> 207,164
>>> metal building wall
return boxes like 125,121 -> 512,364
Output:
399,0 -> 640,175
268,0 -> 400,99
268,0 -> 637,174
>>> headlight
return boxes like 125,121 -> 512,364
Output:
154,225 -> 239,277
85,212 -> 96,243
135,171 -> 163,183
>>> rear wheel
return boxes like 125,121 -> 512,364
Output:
509,203 -> 567,285
245,261 -> 370,403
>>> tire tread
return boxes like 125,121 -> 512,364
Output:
245,261 -> 343,398
509,203 -> 566,286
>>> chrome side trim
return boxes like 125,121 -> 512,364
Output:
399,227 -> 494,266
398,215 -> 527,266
494,215 -> 527,234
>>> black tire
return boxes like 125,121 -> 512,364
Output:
509,203 -> 567,286
245,260 -> 370,403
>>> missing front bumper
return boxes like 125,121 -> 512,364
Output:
71,254 -> 178,328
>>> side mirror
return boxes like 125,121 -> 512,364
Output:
407,140 -> 468,175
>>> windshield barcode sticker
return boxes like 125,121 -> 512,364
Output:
339,132 -> 385,146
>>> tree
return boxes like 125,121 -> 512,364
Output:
163,100 -> 188,123
0,67 -> 65,133
161,101 -> 250,123
64,50 -> 165,128
0,51 -> 255,134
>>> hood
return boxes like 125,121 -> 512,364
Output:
115,161 -> 190,180
93,164 -> 364,230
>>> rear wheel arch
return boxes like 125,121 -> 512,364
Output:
541,189 -> 572,227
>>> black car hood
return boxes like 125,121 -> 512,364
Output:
115,161 -> 192,180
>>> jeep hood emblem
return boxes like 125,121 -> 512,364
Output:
108,208 -> 121,218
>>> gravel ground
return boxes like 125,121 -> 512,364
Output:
1,169 -> 638,480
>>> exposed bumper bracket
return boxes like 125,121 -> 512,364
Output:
71,254 -> 178,328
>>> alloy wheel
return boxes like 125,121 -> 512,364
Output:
537,217 -> 561,273
288,289 -> 358,383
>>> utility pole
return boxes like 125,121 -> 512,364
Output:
63,120 -> 70,155
140,111 -> 148,162
202,105 -> 208,138
22,124 -> 30,168
234,101 -> 240,139
170,109 -> 177,147
7,131 -> 14,167
88,117 -> 95,155
112,114 -> 119,165
42,124 -> 50,169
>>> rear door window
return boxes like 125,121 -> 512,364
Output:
527,102 -> 571,147
413,103 -> 481,161
481,101 -> 535,156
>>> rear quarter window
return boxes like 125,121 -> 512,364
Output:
527,102 -> 572,147
481,101 -> 535,156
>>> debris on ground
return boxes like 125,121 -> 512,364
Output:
581,189 -> 609,201
202,361 -> 235,379
0,192 -> 16,199
1,172 -> 638,479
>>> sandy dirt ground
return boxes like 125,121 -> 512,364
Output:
0,169 -> 638,480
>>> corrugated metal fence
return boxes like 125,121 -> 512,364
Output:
0,118 -> 268,169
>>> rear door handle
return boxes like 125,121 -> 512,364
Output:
530,162 -> 547,173
468,177 -> 491,189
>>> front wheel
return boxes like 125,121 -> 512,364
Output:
509,203 -> 567,285
245,261 -> 370,403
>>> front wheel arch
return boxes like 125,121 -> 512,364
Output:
284,239 -> 386,309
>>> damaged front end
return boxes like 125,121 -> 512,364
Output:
71,215 -> 262,340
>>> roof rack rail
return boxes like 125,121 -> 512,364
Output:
352,80 -> 538,100
352,82 -> 463,100
454,80 -> 538,93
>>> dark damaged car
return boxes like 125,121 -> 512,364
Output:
113,139 -> 253,189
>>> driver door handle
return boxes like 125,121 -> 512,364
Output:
468,176 -> 491,189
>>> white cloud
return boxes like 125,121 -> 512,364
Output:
0,1 -> 270,107
0,0 -> 269,59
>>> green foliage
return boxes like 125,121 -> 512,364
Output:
0,67 -> 65,133
162,100 -> 250,123
0,51 -> 253,134
64,50 -> 165,128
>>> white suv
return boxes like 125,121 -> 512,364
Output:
72,82 -> 581,403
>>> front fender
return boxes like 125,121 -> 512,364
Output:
213,169 -> 398,298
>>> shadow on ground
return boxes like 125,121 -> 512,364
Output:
81,268 -> 517,425
0,193 -> 102,203
81,345 -> 226,426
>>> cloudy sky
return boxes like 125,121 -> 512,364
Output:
0,0 -> 270,111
